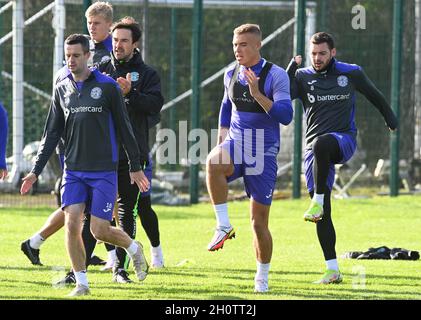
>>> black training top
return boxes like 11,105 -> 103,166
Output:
32,68 -> 141,176
99,49 -> 164,164
287,58 -> 398,147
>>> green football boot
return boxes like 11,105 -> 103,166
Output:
303,201 -> 324,223
313,269 -> 343,284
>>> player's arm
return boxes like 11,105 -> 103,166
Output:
110,84 -> 143,171
110,84 -> 149,192
244,67 -> 293,125
21,90 -> 64,193
244,68 -> 272,112
351,68 -> 398,131
218,80 -> 232,144
110,83 -> 150,190
267,67 -> 293,125
285,56 -> 302,100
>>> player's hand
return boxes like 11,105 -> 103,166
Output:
0,168 -> 8,181
244,68 -> 260,98
20,173 -> 37,195
129,170 -> 150,193
117,72 -> 132,96
294,55 -> 303,66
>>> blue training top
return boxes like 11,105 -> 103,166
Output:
219,58 -> 292,155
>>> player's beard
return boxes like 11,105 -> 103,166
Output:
313,56 -> 333,72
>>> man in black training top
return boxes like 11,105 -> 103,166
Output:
21,34 -> 150,296
286,32 -> 397,284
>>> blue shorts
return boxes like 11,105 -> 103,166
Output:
220,139 -> 277,206
304,132 -> 357,192
61,170 -> 117,221
59,154 -> 64,170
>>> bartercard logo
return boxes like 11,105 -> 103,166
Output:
70,106 -> 103,113
307,93 -> 350,103
307,93 -> 315,103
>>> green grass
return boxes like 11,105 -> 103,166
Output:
1,195 -> 421,300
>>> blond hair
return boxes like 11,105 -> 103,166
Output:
233,24 -> 262,40
85,1 -> 113,22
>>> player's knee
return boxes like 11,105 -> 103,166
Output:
206,151 -> 232,176
65,219 -> 81,236
312,136 -> 330,156
206,154 -> 221,174
206,151 -> 217,167
138,196 -> 152,212
90,223 -> 107,241
251,218 -> 268,235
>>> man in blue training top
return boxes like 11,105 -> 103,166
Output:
0,103 -> 8,180
20,1 -> 116,269
58,18 -> 166,286
206,24 -> 293,293
20,34 -> 150,297
286,32 -> 397,284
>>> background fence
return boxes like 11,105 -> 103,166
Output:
0,0 -> 419,208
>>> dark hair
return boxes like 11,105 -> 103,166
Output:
65,34 -> 90,53
310,32 -> 335,50
111,17 -> 142,43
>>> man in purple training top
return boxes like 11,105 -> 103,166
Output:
20,34 -> 149,297
286,32 -> 397,284
206,24 -> 293,293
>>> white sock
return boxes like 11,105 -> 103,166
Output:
214,203 -> 230,229
29,234 -> 45,249
326,259 -> 339,271
255,261 -> 270,280
126,241 -> 138,257
74,270 -> 89,287
151,244 -> 162,257
313,193 -> 324,206
107,249 -> 117,261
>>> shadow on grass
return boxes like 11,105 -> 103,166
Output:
0,265 -> 51,272
366,273 -> 421,281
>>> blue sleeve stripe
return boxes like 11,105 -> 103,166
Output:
93,69 -> 119,88
335,61 -> 361,73
108,113 -> 118,163
299,66 -> 316,75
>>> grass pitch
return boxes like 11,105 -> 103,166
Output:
0,195 -> 420,300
